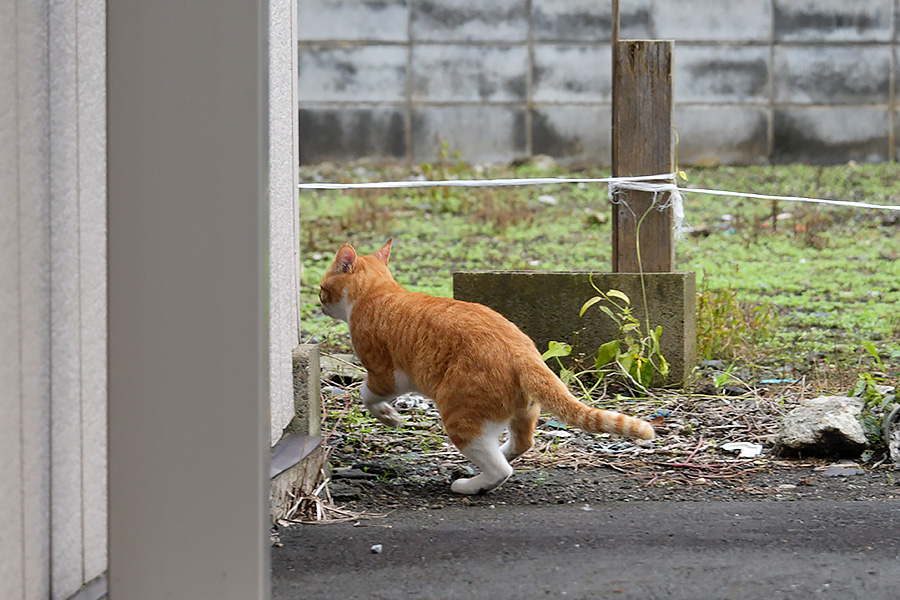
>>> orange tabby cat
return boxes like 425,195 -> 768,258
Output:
319,239 -> 654,494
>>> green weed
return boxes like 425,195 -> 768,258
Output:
696,284 -> 775,361
543,285 -> 668,394
299,162 -> 900,386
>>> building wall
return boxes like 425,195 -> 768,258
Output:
297,0 -> 899,166
270,0 -> 303,445
1,0 -> 299,597
1,1 -> 107,598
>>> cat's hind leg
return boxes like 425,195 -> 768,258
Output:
500,403 -> 540,462
361,378 -> 403,427
449,422 -> 513,495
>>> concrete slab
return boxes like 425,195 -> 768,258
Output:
531,106 -> 611,164
674,106 -> 769,167
411,45 -> 528,103
297,46 -> 407,103
297,0 -> 409,42
675,45 -> 769,104
411,106 -> 526,163
298,107 -> 407,164
774,46 -> 891,105
453,271 -> 696,386
532,0 -> 650,41
773,107 -> 890,164
652,0 -> 771,42
290,344 -> 321,437
774,0 -> 893,42
532,45 -> 611,103
411,0 -> 528,42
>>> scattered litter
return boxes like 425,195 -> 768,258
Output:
721,442 -> 763,458
544,420 -> 569,430
542,430 -> 574,438
759,378 -> 798,385
650,409 -> 671,418
370,544 -> 383,554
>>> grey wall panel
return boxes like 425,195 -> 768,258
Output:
298,1 -> 899,166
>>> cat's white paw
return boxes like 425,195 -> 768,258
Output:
370,403 -> 403,427
450,477 -> 482,495
450,472 -> 510,495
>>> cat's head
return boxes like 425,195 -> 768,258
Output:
318,239 -> 393,323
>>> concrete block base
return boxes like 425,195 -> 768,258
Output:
453,271 -> 697,387
270,438 -> 326,522
270,343 -> 327,521
290,344 -> 322,436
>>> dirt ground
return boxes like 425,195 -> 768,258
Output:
326,451 -> 899,515
301,361 -> 899,521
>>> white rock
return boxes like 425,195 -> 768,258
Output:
889,427 -> 900,466
777,396 -> 867,457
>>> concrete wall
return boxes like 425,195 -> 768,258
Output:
297,0 -> 899,166
270,0 -> 304,445
2,0 -> 299,596
1,1 -> 108,598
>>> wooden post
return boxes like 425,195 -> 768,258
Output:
611,18 -> 675,273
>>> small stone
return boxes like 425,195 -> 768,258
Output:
722,384 -> 751,396
370,544 -> 383,554
451,465 -> 474,480
700,359 -> 727,370
821,463 -> 865,477
537,194 -> 558,206
328,481 -> 363,500
332,468 -> 378,480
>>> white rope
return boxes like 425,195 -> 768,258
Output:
298,172 -> 900,215
679,186 -> 900,212
297,173 -> 675,190
608,179 -> 685,239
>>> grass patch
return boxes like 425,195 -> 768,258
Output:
299,162 -> 900,383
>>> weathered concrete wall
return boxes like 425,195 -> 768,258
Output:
298,0 -> 899,166
453,271 -> 697,386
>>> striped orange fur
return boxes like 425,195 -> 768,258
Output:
319,239 -> 654,494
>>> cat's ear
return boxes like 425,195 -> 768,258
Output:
331,243 -> 357,274
373,238 -> 393,266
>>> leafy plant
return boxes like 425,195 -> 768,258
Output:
543,285 -> 669,394
696,284 -> 775,361
420,139 -> 469,213
853,342 -> 897,447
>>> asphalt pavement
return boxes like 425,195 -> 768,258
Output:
272,500 -> 900,599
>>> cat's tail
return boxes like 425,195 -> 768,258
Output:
525,364 -> 655,440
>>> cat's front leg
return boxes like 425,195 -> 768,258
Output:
360,379 -> 403,427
